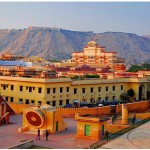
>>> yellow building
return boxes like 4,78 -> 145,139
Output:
0,73 -> 149,107
75,113 -> 108,140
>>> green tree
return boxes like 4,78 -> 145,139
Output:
127,63 -> 150,72
127,89 -> 135,97
71,75 -> 79,80
83,74 -> 100,78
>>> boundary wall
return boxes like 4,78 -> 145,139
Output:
8,100 -> 150,117
116,100 -> 149,114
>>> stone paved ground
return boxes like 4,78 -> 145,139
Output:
1,114 -> 149,149
100,120 -> 150,149
0,114 -> 97,149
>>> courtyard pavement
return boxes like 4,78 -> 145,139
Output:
0,114 -> 98,149
1,114 -> 150,149
101,120 -> 150,149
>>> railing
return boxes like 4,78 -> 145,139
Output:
90,117 -> 150,149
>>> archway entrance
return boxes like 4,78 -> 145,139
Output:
138,84 -> 145,100
0,102 -> 6,116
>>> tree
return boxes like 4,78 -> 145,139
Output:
120,93 -> 128,102
127,89 -> 135,97
127,63 -> 150,72
71,75 -> 79,80
83,74 -> 100,78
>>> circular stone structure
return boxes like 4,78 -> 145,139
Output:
26,109 -> 45,128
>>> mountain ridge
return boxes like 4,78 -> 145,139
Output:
0,26 -> 150,65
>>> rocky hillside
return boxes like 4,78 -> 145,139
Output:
0,26 -> 150,65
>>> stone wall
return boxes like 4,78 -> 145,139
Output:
8,100 -> 150,117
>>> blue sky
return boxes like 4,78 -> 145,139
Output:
0,2 -> 150,35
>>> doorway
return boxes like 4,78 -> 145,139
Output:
139,84 -> 145,100
85,125 -> 90,136
56,121 -> 58,131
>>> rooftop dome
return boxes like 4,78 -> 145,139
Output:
88,41 -> 97,47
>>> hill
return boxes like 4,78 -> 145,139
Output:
0,26 -> 150,65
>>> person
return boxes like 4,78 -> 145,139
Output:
45,130 -> 49,141
105,130 -> 109,141
132,114 -> 136,125
36,128 -> 40,140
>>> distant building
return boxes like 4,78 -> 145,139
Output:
53,41 -> 126,74
0,54 -> 25,61
72,41 -> 125,71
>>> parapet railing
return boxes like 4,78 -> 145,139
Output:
90,116 -> 150,149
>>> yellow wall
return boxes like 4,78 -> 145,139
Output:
0,76 -> 149,107
116,101 -> 149,114
135,113 -> 150,119
8,101 -> 149,117
107,124 -> 129,133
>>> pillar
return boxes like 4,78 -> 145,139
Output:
122,104 -> 128,125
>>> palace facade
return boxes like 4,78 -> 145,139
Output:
54,41 -> 126,72
0,71 -> 150,107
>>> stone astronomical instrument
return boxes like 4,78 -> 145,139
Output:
25,109 -> 45,128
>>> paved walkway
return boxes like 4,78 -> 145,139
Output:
0,114 -> 97,149
101,120 -> 150,149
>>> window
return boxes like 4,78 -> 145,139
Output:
98,97 -> 102,101
5,96 -> 9,102
31,100 -> 35,104
20,86 -> 23,91
98,87 -> 101,92
113,96 -> 115,100
60,87 -> 63,93
11,85 -> 14,90
66,87 -> 69,92
47,101 -> 51,105
3,85 -> 7,90
38,87 -> 42,93
38,101 -> 42,105
105,96 -> 108,101
66,99 -> 69,104
10,97 -> 14,103
59,100 -> 63,106
47,88 -> 50,94
90,98 -> 94,103
91,87 -> 94,93
106,86 -> 108,91
25,99 -> 30,104
82,88 -> 86,93
53,88 -> 56,93
113,86 -> 115,91
52,100 -> 56,106
121,85 -> 123,90
29,87 -> 32,92
19,99 -> 23,104
74,88 -> 77,94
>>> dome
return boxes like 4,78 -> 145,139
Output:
88,41 -> 97,47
